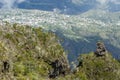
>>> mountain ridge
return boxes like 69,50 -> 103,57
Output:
0,22 -> 120,80
0,9 -> 120,61
0,0 -> 120,14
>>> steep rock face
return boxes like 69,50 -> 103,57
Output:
0,22 -> 69,80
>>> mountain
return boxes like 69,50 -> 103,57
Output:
0,22 -> 69,79
0,0 -> 95,14
0,9 -> 120,62
17,0 -> 96,14
17,0 -> 67,11
0,22 -> 120,80
109,1 -> 120,12
0,0 -> 120,14
14,0 -> 120,14
0,3 -> 2,8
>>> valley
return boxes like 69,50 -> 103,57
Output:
0,9 -> 120,61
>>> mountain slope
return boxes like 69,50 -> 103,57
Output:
0,22 -> 120,80
0,9 -> 120,62
0,22 -> 69,80
73,52 -> 120,80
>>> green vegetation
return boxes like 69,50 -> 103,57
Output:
0,23 -> 68,80
0,22 -> 120,80
1,9 -> 120,62
54,52 -> 120,80
74,52 -> 120,80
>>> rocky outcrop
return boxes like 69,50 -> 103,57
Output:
75,52 -> 120,80
94,42 -> 107,57
49,57 -> 70,78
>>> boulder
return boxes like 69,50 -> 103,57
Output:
94,42 -> 107,57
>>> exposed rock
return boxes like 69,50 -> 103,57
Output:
2,60 -> 10,73
94,42 -> 107,57
77,58 -> 83,67
76,52 -> 120,80
49,57 -> 70,78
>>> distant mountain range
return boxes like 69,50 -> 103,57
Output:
17,0 -> 95,14
0,0 -> 120,14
